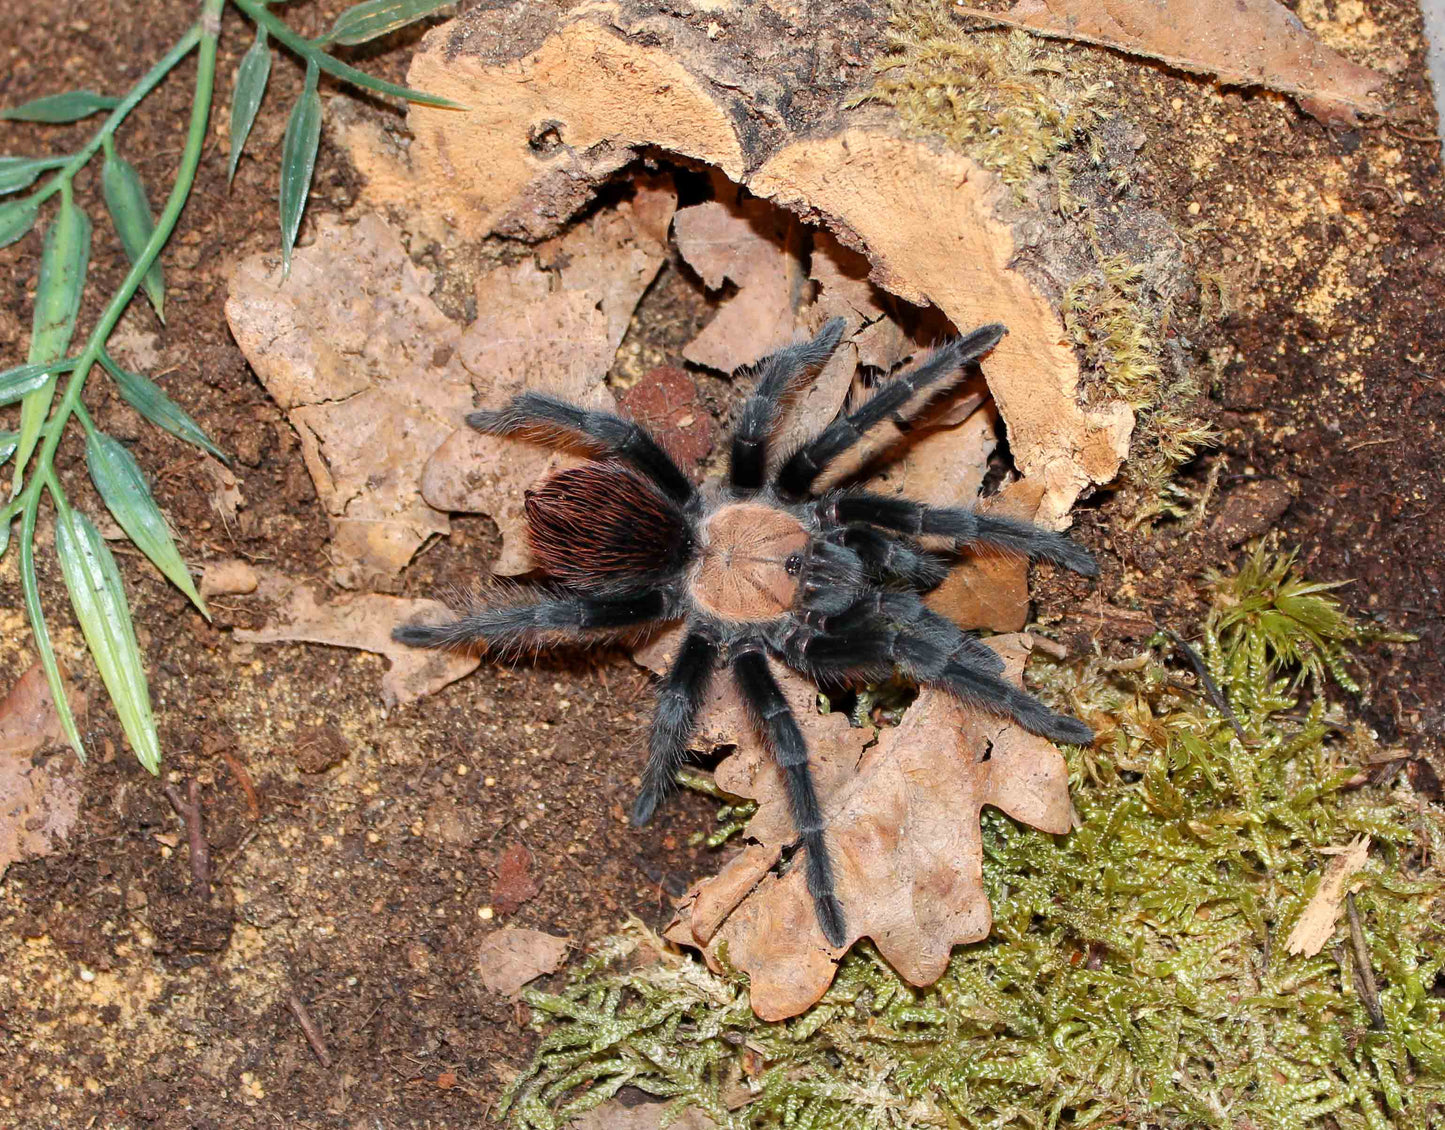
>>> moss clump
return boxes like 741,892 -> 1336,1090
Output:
856,3 -> 1108,196
501,554 -> 1443,1129
1062,254 -> 1220,526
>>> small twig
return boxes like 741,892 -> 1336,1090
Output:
162,779 -> 211,890
1164,630 -> 1249,746
288,994 -> 334,1067
221,749 -> 262,820
1346,894 -> 1386,1030
1345,437 -> 1395,452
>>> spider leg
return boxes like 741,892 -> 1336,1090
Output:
775,323 -> 1006,498
732,648 -> 846,947
632,629 -> 719,827
467,393 -> 695,506
393,589 -> 673,653
939,653 -> 1095,746
821,490 -> 1099,577
729,317 -> 847,494
829,525 -> 950,591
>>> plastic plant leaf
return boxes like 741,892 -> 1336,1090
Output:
0,155 -> 70,195
101,148 -> 166,321
228,26 -> 272,186
279,58 -> 321,275
18,511 -> 86,761
0,433 -> 16,466
100,351 -> 226,462
319,0 -> 452,46
0,195 -> 40,249
0,89 -> 120,123
14,198 -> 91,489
53,504 -> 161,775
0,359 -> 74,406
86,430 -> 208,618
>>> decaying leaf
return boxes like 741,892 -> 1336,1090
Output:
665,635 -> 1071,1020
616,366 -> 716,479
199,558 -> 259,597
233,583 -> 478,707
1284,835 -> 1372,958
492,840 -> 541,915
1,663 -> 84,878
226,214 -> 471,589
956,0 -> 1385,124
477,926 -> 570,998
568,1102 -> 718,1130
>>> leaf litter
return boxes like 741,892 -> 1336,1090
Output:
225,162 -> 1113,1010
0,662 -> 84,879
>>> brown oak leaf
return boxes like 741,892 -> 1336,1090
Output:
665,635 -> 1071,1020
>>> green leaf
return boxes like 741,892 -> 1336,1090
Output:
0,155 -> 70,195
18,505 -> 86,760
13,197 -> 91,490
0,358 -> 75,406
0,432 -> 16,466
0,89 -> 121,123
319,0 -> 452,46
100,351 -> 226,462
0,195 -> 40,248
228,27 -> 272,186
102,148 -> 166,320
86,430 -> 208,618
279,59 -> 321,275
53,503 -> 161,775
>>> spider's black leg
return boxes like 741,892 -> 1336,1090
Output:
730,317 -> 847,494
468,394 -> 695,506
939,653 -> 1094,746
829,525 -> 950,592
393,589 -> 672,653
632,630 -> 719,827
775,323 -> 1006,499
822,491 -> 1098,577
732,647 -> 846,947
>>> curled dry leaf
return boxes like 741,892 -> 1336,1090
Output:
1,663 -> 84,878
233,582 -> 478,708
1284,835 -> 1372,958
664,635 -> 1071,1020
477,926 -> 570,998
957,0 -> 1385,124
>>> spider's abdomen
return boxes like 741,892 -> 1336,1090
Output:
525,463 -> 693,592
690,502 -> 810,622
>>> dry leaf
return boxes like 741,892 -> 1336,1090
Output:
568,1103 -> 718,1130
226,214 -> 471,589
666,635 -> 1070,1020
477,927 -> 570,997
616,367 -> 716,479
199,559 -> 259,597
674,197 -> 807,373
1284,835 -> 1372,957
233,585 -> 479,707
492,841 -> 541,915
957,0 -> 1385,123
1,664 -> 84,878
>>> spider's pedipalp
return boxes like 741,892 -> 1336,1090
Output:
775,322 -> 1006,499
829,524 -> 950,591
632,630 -> 719,827
733,648 -> 846,947
730,317 -> 847,493
468,392 -> 695,505
392,589 -> 673,653
824,490 -> 1099,577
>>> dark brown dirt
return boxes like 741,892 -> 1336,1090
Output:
0,1 -> 1441,1128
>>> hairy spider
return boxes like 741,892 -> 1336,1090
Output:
395,318 -> 1097,946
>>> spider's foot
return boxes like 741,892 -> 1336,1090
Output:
630,787 -> 662,827
393,621 -> 450,648
813,893 -> 848,948
1045,714 -> 1095,747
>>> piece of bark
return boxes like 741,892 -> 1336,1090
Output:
361,3 -> 1132,525
1284,836 -> 1372,958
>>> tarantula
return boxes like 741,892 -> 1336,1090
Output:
395,317 -> 1097,946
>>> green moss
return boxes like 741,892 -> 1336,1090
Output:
501,556 -> 1443,1130
855,3 -> 1108,196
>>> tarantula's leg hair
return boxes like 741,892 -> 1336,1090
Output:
775,323 -> 1006,498
732,648 -> 847,947
940,655 -> 1095,746
830,525 -> 950,591
730,317 -> 847,493
467,393 -> 695,506
393,590 -> 671,651
822,491 -> 1099,577
631,630 -> 720,827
